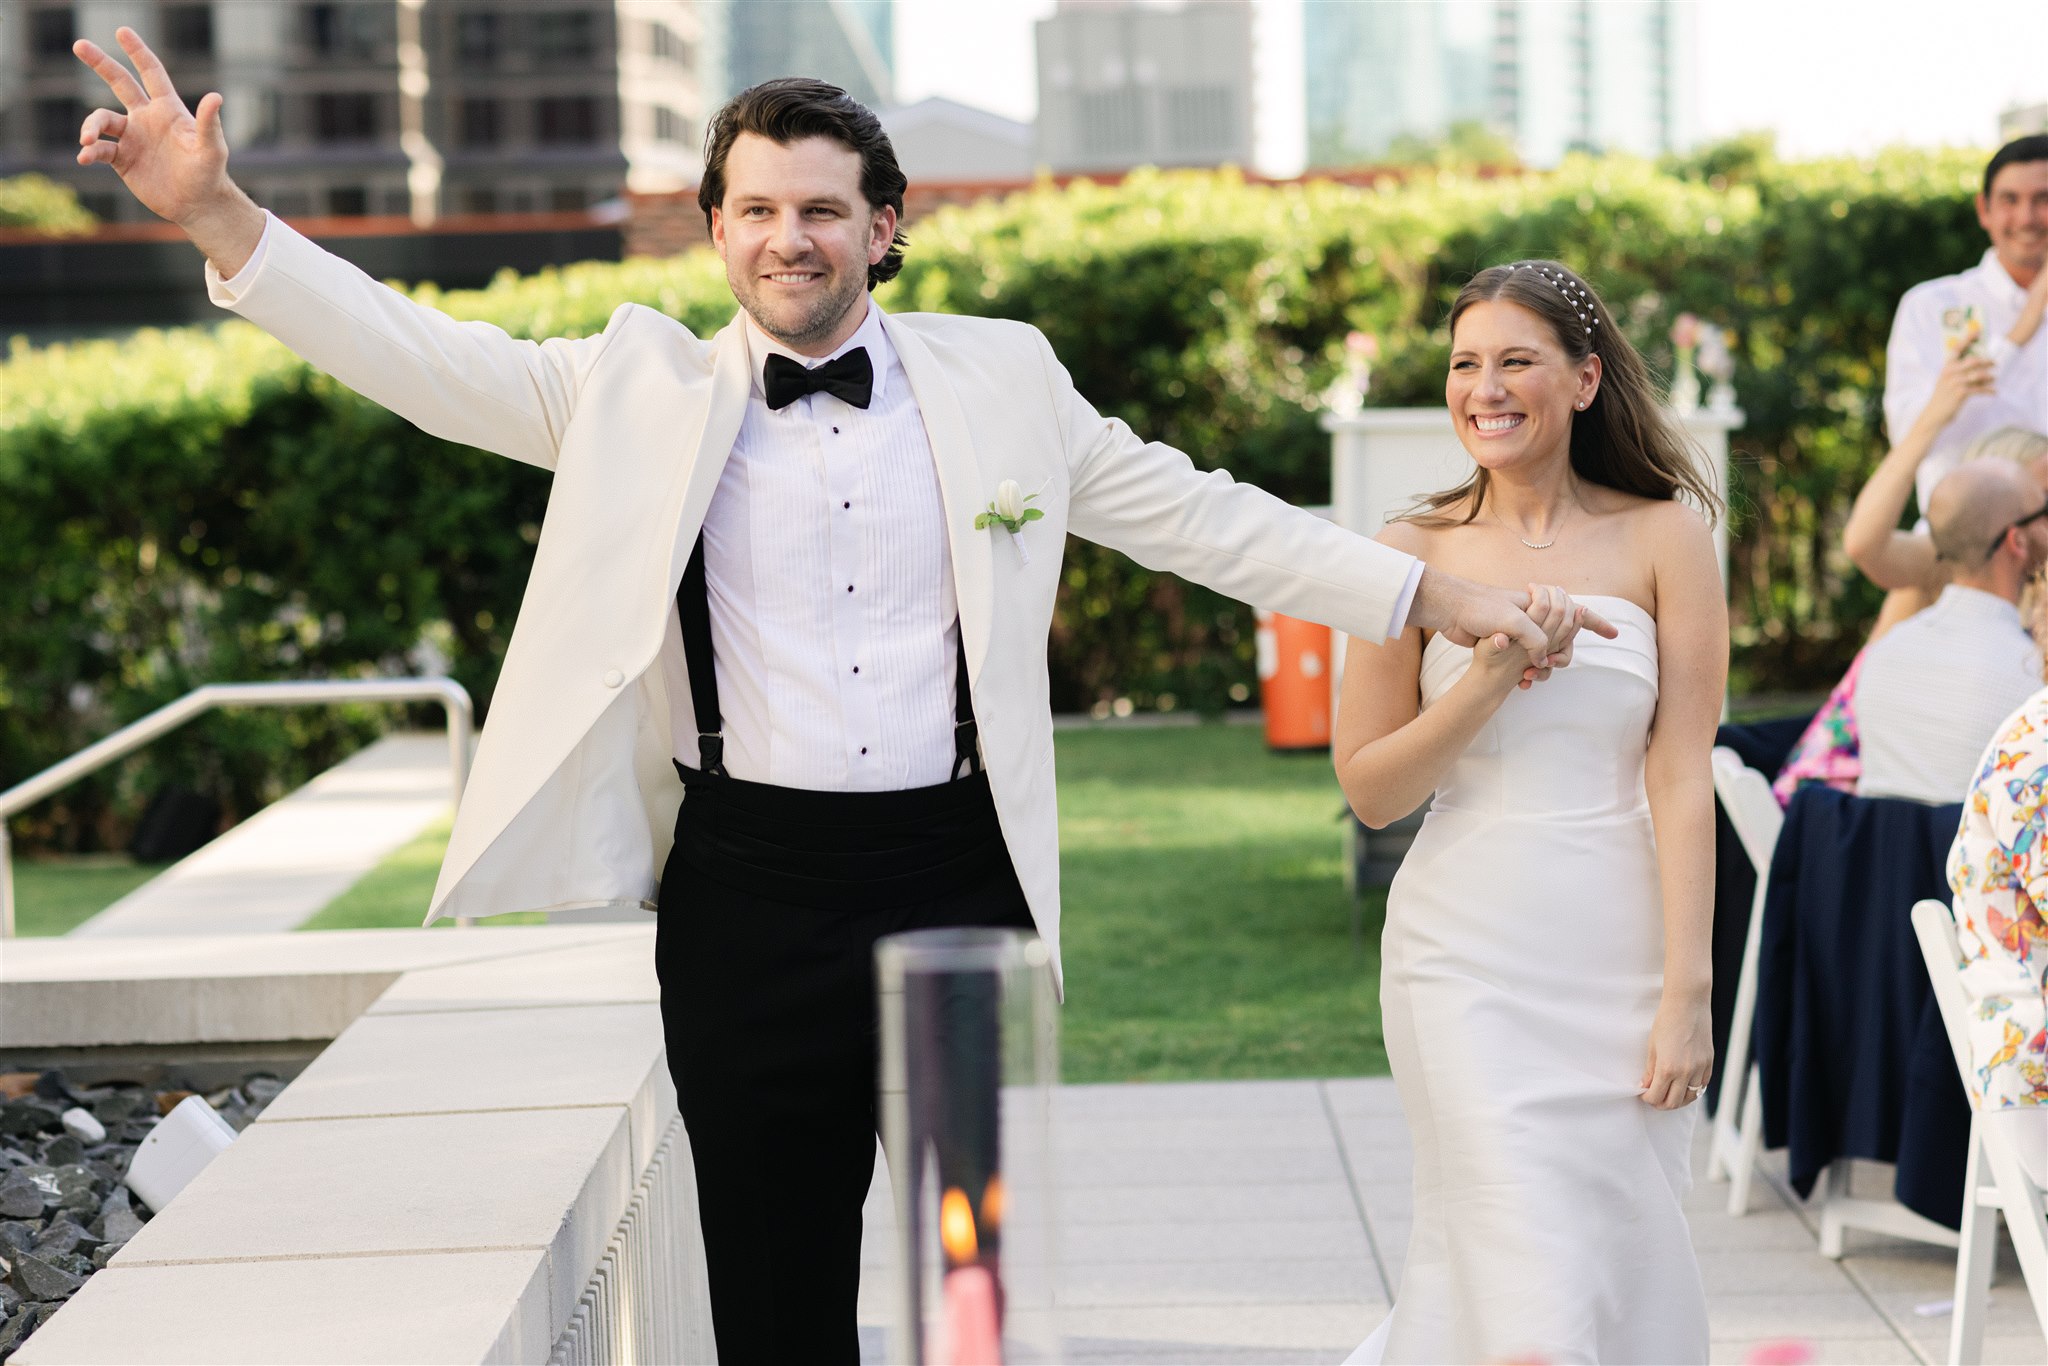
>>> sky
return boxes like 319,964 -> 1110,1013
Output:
890,0 -> 2048,161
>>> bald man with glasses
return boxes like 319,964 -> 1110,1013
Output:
1856,460 -> 2048,804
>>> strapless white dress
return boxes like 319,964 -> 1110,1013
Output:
1350,596 -> 1709,1365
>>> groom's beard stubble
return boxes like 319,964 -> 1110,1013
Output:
728,256 -> 869,352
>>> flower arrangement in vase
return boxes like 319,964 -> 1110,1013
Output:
1322,331 -> 1378,416
1669,312 -> 1702,412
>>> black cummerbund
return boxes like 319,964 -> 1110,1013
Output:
669,761 -> 1014,911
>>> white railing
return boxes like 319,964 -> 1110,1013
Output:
0,677 -> 473,937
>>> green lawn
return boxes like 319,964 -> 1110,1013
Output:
294,815 -> 545,930
13,724 -> 1386,1081
8,857 -> 170,938
1053,724 -> 1385,1082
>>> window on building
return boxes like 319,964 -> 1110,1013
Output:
327,185 -> 369,216
549,186 -> 587,212
649,20 -> 691,66
268,189 -> 313,218
77,191 -> 118,222
1165,87 -> 1235,157
1077,88 -> 1147,160
507,189 -> 535,213
531,11 -> 597,63
653,106 -> 688,144
456,11 -> 499,67
306,2 -> 385,60
535,95 -> 599,144
381,188 -> 411,215
458,98 -> 501,148
30,7 -> 75,61
33,97 -> 84,151
313,92 -> 379,144
460,185 -> 498,214
163,4 -> 215,60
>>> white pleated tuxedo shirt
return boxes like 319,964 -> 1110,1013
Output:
656,300 -> 964,791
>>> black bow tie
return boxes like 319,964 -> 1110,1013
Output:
763,348 -> 874,412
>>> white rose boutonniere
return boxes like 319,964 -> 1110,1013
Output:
975,478 -> 1045,563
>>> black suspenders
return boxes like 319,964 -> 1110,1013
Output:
677,535 -> 982,782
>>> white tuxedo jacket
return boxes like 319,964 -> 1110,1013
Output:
209,218 -> 1418,989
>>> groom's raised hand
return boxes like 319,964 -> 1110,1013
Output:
73,27 -> 264,276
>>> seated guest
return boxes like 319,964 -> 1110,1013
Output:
1948,653 -> 2048,1187
1776,425 -> 2048,806
1856,460 -> 2047,803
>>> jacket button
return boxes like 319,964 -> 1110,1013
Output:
602,668 -> 624,688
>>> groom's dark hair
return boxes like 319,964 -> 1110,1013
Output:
698,78 -> 909,290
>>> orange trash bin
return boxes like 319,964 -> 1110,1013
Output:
1255,607 -> 1332,751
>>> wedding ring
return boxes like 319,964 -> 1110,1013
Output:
1687,1083 -> 1706,1093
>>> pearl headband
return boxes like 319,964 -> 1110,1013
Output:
1508,262 -> 1600,335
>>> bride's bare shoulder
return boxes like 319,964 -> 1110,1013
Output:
1376,503 -> 1478,557
1374,518 -> 1433,556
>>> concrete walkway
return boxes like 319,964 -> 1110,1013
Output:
69,732 -> 455,937
856,1078 -> 2047,1364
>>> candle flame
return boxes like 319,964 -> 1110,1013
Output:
940,1185 -> 978,1263
980,1176 -> 1005,1229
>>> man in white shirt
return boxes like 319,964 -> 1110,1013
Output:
72,29 -> 1609,1362
1858,460 -> 2047,803
1884,135 -> 2048,512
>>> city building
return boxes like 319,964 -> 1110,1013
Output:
1304,0 -> 1695,169
1034,0 -> 1255,175
2001,101 -> 2048,142
718,0 -> 893,109
878,96 -> 1031,182
1303,0 -> 1490,166
1491,0 -> 1694,166
0,0 -> 714,224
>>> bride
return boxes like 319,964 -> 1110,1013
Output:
1335,261 -> 1726,1363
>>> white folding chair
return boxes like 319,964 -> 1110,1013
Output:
1911,898 -> 2048,1362
1708,746 -> 1784,1215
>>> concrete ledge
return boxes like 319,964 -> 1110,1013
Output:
0,925 -> 651,1048
7,924 -> 708,1364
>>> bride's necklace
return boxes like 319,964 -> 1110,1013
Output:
1492,500 -> 1570,550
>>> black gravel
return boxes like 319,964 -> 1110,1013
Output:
0,1067 -> 285,1362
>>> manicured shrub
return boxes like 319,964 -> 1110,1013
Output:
0,147 -> 1990,844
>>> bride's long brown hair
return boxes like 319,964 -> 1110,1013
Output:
1400,260 -> 1722,527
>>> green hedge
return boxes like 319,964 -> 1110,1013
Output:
0,147 -> 1990,847
0,175 -> 96,234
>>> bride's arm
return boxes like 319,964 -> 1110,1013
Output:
1333,527 -> 1557,828
1638,501 -> 1731,1109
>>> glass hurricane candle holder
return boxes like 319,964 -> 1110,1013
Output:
877,927 -> 1060,1365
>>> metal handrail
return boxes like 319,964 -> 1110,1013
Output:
0,678 -> 474,938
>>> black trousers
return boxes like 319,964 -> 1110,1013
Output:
654,766 -> 1032,1366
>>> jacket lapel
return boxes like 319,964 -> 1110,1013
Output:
663,313 -> 753,595
884,314 -> 994,684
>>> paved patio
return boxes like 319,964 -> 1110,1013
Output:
857,1078 -> 2046,1365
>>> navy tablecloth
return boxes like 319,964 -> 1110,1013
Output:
1751,784 -> 1973,1228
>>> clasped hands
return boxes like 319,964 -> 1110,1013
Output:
1448,580 -> 1614,691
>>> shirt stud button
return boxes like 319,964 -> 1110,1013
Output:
602,668 -> 623,688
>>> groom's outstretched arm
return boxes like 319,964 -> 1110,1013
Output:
1037,333 -> 1611,666
74,27 -> 620,472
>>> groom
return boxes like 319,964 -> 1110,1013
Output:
75,30 -> 1607,1362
